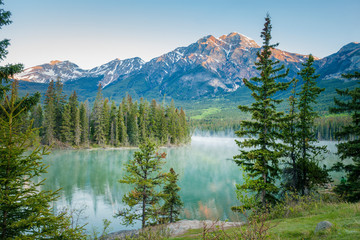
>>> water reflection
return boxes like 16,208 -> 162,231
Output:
40,137 -> 342,233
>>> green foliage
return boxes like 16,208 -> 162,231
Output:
0,83 -> 86,239
161,168 -> 183,223
116,140 -> 167,228
282,55 -> 330,195
60,103 -> 72,143
330,71 -> 360,202
92,85 -> 106,145
233,14 -> 290,208
79,101 -> 89,145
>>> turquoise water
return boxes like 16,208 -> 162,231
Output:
40,137 -> 341,233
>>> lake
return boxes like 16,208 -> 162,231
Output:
40,137 -> 343,233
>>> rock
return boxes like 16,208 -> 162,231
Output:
315,221 -> 333,233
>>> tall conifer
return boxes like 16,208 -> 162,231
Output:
330,71 -> 360,202
233,14 -> 290,208
296,55 -> 328,195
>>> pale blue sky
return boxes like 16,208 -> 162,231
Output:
2,0 -> 359,69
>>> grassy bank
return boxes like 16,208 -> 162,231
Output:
170,201 -> 360,240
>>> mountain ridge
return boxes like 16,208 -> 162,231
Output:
14,33 -> 360,101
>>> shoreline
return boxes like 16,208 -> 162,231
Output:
104,220 -> 244,239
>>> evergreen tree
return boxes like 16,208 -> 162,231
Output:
138,98 -> 148,143
109,101 -> 118,146
295,55 -> 329,195
91,85 -> 105,145
282,80 -> 301,192
117,102 -> 128,146
60,103 -> 72,144
43,80 -> 57,145
167,100 -> 178,144
69,91 -> 80,145
30,104 -> 44,137
233,14 -> 290,208
161,168 -> 183,223
0,79 -> 86,239
102,98 -> 111,143
126,96 -> 139,146
74,106 -> 81,146
117,140 -> 167,228
54,78 -> 66,139
330,71 -> 360,202
79,101 -> 89,145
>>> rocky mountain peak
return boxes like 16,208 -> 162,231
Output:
338,42 -> 360,53
49,60 -> 62,65
219,32 -> 260,49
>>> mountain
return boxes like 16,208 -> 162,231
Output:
315,42 -> 360,79
15,57 -> 145,87
15,33 -> 360,101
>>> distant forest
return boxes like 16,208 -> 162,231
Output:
191,114 -> 352,141
28,79 -> 190,148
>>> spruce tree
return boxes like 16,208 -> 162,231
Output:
138,98 -> 148,143
79,101 -> 89,146
60,103 -> 72,144
117,140 -> 167,228
91,85 -> 105,145
296,55 -> 329,195
43,80 -> 57,145
109,101 -> 119,146
161,168 -> 183,223
102,98 -> 110,143
0,81 -> 86,239
330,71 -> 360,202
74,106 -> 81,146
117,103 -> 128,146
54,78 -> 66,139
282,80 -> 301,191
233,14 -> 290,208
69,91 -> 79,145
126,96 -> 139,146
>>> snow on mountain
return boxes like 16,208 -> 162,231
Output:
15,60 -> 86,83
14,57 -> 145,87
14,33 -> 360,100
88,57 -> 145,87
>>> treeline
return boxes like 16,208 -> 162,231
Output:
30,80 -> 190,148
191,115 -> 352,140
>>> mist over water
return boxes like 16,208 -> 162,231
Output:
39,136 -> 343,233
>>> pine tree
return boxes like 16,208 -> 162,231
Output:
330,71 -> 360,202
79,101 -> 89,146
61,103 -> 72,144
74,106 -> 81,146
167,100 -> 178,144
102,98 -> 110,143
69,91 -> 80,145
117,102 -> 128,146
30,104 -> 44,137
43,80 -> 57,145
282,80 -> 301,192
126,96 -> 139,146
233,14 -> 290,208
296,55 -> 329,195
117,140 -> 167,228
54,78 -> 66,139
138,98 -> 148,143
0,73 -> 86,240
91,85 -> 105,145
109,100 -> 118,146
161,168 -> 183,223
